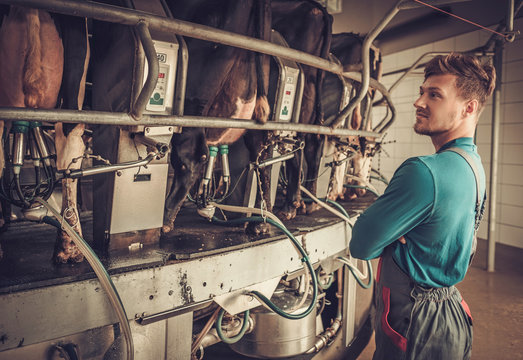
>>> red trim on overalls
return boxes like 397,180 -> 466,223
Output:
377,257 -> 383,282
381,286 -> 408,352
461,299 -> 473,321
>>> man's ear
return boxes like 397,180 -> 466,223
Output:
464,99 -> 479,116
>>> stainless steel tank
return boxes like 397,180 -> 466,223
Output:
230,289 -> 317,358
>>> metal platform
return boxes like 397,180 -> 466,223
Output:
0,195 -> 376,356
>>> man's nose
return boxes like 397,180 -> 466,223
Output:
413,95 -> 425,109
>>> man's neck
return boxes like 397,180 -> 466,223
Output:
431,123 -> 476,152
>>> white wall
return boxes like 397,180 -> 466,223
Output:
370,19 -> 523,248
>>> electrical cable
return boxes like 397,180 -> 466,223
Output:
413,0 -> 513,40
215,308 -> 250,344
35,197 -> 134,360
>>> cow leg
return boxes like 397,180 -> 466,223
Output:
277,140 -> 304,220
51,14 -> 89,263
163,128 -> 208,234
53,123 -> 85,263
303,133 -> 326,214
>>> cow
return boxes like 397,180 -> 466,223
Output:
162,0 -> 272,235
0,6 -> 89,263
271,0 -> 333,219
323,32 -> 382,201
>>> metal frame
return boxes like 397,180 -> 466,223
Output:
0,0 -> 395,139
0,219 -> 351,352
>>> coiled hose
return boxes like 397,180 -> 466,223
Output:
211,215 -> 318,320
215,308 -> 250,344
337,256 -> 373,289
35,197 -> 134,360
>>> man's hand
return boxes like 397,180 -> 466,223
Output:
398,236 -> 406,244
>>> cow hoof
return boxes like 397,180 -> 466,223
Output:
355,188 -> 367,197
53,250 -> 84,264
306,202 -> 321,214
162,224 -> 174,234
245,221 -> 270,236
277,207 -> 296,220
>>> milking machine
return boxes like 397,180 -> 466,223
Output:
91,0 -> 188,252
1,121 -> 56,209
240,29 -> 305,210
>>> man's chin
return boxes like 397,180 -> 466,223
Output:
414,124 -> 429,135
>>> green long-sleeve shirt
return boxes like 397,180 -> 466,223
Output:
350,137 -> 485,288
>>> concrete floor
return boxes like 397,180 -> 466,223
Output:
357,239 -> 523,360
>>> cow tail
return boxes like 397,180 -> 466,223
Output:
22,8 -> 45,108
253,0 -> 271,124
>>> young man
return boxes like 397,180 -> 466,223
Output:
350,53 -> 496,359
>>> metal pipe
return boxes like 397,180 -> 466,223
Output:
508,0 -> 515,33
487,40 -> 503,272
3,0 -> 342,75
331,0 -> 403,128
257,152 -> 295,169
12,132 -> 26,168
131,21 -> 159,120
62,152 -> 157,179
306,267 -> 344,354
133,134 -> 169,155
344,70 -> 398,133
32,126 -> 51,162
0,0 -> 395,134
389,52 -> 449,94
136,300 -> 213,326
477,0 -> 522,51
398,0 -> 472,10
0,108 -> 382,138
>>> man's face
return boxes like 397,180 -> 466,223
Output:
413,74 -> 468,136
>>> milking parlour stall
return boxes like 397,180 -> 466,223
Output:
0,0 -> 517,359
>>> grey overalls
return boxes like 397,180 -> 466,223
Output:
372,148 -> 484,360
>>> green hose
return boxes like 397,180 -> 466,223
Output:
216,308 -> 250,344
211,216 -> 318,320
370,175 -> 389,186
325,199 -> 350,218
339,257 -> 374,289
343,184 -> 380,197
316,271 -> 334,290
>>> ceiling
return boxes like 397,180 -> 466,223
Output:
331,0 -> 518,54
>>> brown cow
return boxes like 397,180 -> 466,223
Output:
0,6 -> 89,263
162,0 -> 271,234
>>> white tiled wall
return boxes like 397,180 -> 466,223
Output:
370,19 -> 523,249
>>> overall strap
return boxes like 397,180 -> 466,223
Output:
444,147 -> 487,262
443,147 -> 486,231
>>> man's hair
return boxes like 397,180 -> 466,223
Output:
424,53 -> 496,110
